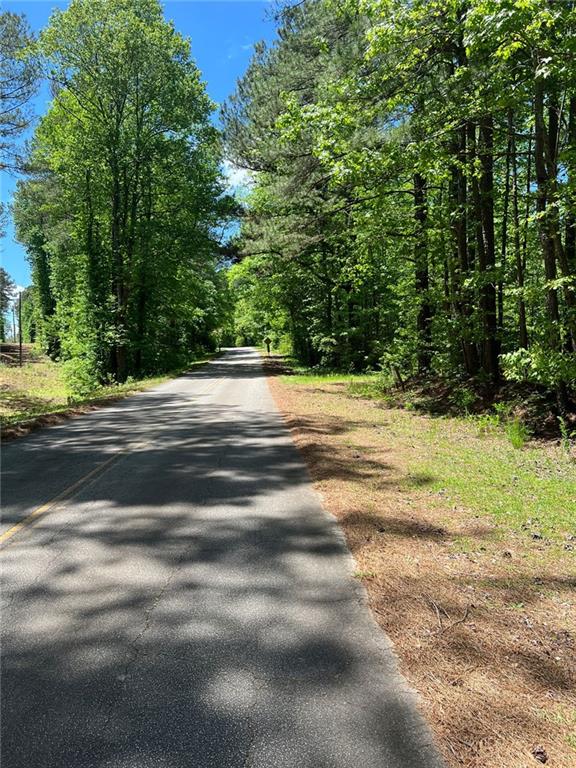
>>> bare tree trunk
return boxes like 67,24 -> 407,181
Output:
414,172 -> 432,372
511,113 -> 529,349
479,115 -> 499,381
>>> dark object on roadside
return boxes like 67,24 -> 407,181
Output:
263,336 -> 272,355
532,745 -> 548,763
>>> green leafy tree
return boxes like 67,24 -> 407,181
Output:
224,0 -> 575,406
0,267 -> 16,341
0,11 -> 39,170
14,0 -> 229,390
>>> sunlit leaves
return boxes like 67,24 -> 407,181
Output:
15,0 -> 228,386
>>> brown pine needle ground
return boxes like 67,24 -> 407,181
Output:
267,365 -> 575,768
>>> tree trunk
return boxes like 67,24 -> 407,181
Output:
565,96 -> 576,274
478,115 -> 499,381
499,110 -> 513,337
111,155 -> 128,382
448,33 -> 479,376
534,76 -> 568,409
413,173 -> 432,372
450,124 -> 479,375
511,113 -> 529,349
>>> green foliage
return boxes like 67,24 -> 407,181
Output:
62,356 -> 100,398
0,268 -> 17,342
471,412 -> 501,437
500,348 -> 576,389
0,10 -> 39,170
505,418 -> 531,450
0,267 -> 16,316
224,0 -> 576,406
557,417 -> 576,455
453,387 -> 476,415
227,256 -> 289,348
13,0 -> 230,382
471,400 -> 530,446
19,286 -> 36,343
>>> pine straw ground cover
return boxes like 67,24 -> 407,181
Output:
266,364 -> 575,768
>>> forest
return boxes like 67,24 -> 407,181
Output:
2,0 -> 575,410
224,0 -> 576,410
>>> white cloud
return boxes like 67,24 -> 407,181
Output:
225,41 -> 255,61
222,160 -> 254,192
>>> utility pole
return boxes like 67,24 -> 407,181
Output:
18,290 -> 23,366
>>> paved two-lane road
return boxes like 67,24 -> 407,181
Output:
1,348 -> 443,767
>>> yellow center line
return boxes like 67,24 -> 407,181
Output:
0,450 -> 128,549
0,374 -> 223,550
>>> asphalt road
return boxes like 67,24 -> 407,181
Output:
1,348 -> 444,768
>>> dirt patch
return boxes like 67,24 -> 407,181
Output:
267,372 -> 576,768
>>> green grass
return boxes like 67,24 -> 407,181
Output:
283,372 -> 576,540
386,407 -> 575,539
0,353 -> 217,429
413,429 -> 575,539
281,371 -> 382,387
1,357 -> 70,425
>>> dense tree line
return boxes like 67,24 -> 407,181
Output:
12,0 -> 231,392
224,0 -> 576,406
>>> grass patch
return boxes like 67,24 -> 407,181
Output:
276,365 -> 386,390
0,350 -> 217,433
392,412 -> 574,539
276,368 -> 575,537
283,372 -> 379,387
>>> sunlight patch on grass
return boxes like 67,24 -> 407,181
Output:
0,358 -> 69,423
405,418 -> 574,539
1,353 -> 217,429
281,371 -> 381,387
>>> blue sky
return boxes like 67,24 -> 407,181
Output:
1,0 -> 276,286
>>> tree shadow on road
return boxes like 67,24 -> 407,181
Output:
1,348 -> 442,768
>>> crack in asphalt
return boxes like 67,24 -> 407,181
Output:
120,555 -> 186,688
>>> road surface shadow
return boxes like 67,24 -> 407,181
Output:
1,348 -> 442,768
